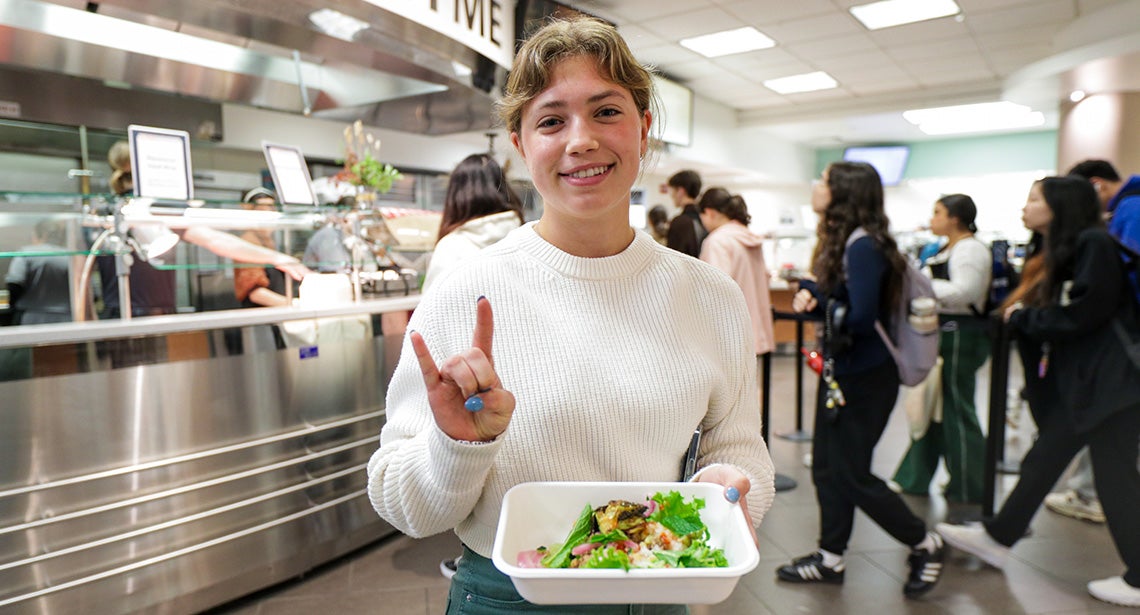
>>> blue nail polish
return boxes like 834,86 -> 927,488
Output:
725,487 -> 740,503
464,395 -> 484,412
477,295 -> 486,302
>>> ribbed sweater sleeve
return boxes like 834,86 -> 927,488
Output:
367,224 -> 775,556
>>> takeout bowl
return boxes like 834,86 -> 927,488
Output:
491,481 -> 759,605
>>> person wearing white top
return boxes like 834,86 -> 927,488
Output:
892,194 -> 992,504
367,17 -> 775,614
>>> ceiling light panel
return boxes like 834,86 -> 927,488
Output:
679,27 -> 776,58
763,71 -> 838,94
850,0 -> 961,30
902,101 -> 1044,135
308,9 -> 370,42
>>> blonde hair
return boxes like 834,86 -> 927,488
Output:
108,140 -> 132,195
497,17 -> 658,137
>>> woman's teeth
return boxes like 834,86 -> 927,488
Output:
568,166 -> 608,178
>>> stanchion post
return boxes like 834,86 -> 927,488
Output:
773,309 -> 814,442
983,317 -> 1011,518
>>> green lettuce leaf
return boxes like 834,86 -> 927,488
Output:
541,504 -> 594,569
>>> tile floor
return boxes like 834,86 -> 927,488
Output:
206,352 -> 1134,614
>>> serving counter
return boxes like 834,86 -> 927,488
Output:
0,296 -> 418,614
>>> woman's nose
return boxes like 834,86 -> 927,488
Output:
565,118 -> 599,155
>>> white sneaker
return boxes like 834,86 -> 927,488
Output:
1088,576 -> 1140,607
1044,490 -> 1106,523
935,522 -> 1010,569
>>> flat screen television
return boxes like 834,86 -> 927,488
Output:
842,145 -> 910,186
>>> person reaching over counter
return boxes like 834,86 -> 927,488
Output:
233,187 -> 293,308
366,16 -> 775,615
97,141 -> 310,318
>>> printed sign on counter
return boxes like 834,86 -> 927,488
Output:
128,124 -> 193,201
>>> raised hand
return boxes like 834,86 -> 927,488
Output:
409,296 -> 516,442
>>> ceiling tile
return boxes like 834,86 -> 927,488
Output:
826,62 -> 913,85
720,0 -> 835,25
616,24 -> 670,50
783,88 -> 854,104
984,44 -> 1057,76
639,6 -> 746,41
955,0 -> 1039,12
664,60 -> 735,82
916,70 -> 997,88
886,38 -> 981,62
845,80 -> 921,96
635,44 -> 707,68
583,0 -> 714,24
867,18 -> 971,47
713,48 -> 815,75
783,33 -> 880,62
812,49 -> 896,72
964,0 -> 1075,34
758,13 -> 865,45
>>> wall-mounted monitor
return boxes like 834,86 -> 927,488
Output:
652,75 -> 694,147
842,145 -> 910,186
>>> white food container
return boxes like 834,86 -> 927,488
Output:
491,481 -> 759,605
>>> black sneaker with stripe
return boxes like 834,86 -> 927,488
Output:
776,552 -> 845,584
904,533 -> 945,598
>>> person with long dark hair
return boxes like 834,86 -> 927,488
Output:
937,176 -> 1140,607
422,153 -> 523,295
777,161 -> 946,598
892,194 -> 991,504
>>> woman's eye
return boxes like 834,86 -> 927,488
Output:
537,117 -> 562,129
597,107 -> 621,118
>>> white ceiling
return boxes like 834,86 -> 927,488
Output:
562,0 -> 1126,147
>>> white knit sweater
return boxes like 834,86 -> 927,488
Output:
367,223 -> 776,557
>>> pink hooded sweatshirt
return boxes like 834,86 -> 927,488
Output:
699,222 -> 776,356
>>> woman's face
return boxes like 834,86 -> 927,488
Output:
810,169 -> 831,214
929,201 -> 952,237
1022,182 -> 1053,234
510,55 -> 650,231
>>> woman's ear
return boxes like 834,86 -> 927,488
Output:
640,110 -> 652,158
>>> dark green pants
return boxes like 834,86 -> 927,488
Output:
446,546 -> 690,615
893,320 -> 990,503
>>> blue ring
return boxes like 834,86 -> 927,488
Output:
464,395 -> 485,412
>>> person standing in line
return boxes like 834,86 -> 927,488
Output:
647,204 -> 669,244
697,187 -> 776,360
937,176 -> 1140,608
422,153 -> 523,296
664,169 -> 706,257
777,161 -> 946,599
892,194 -> 991,504
1039,159 -> 1140,524
5,219 -> 73,325
367,16 -> 775,614
428,152 -> 523,580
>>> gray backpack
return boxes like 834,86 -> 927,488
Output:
845,228 -> 939,386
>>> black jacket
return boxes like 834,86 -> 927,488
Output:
1008,228 -> 1140,433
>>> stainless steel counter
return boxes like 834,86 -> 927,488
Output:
0,297 -> 418,613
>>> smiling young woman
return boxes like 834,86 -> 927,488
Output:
367,17 -> 775,614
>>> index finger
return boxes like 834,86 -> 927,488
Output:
409,330 -> 441,388
471,296 -> 494,365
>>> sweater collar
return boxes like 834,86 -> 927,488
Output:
513,222 -> 656,280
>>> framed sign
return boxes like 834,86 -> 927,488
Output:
262,142 -> 318,206
128,124 -> 193,201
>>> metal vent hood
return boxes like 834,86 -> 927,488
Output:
0,0 -> 507,137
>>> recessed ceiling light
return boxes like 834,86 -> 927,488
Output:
763,71 -> 838,94
1069,90 -> 1087,102
850,0 -> 961,30
902,101 -> 1044,135
308,9 -> 370,42
679,26 -> 775,58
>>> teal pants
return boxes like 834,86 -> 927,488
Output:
892,320 -> 990,503
446,546 -> 690,615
